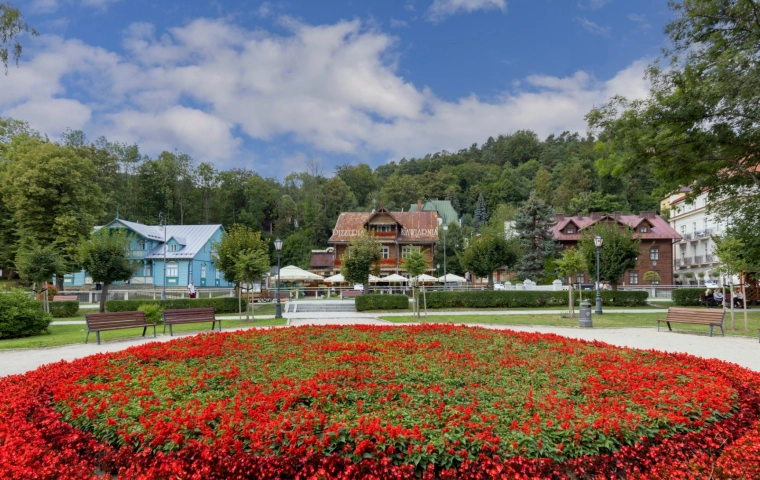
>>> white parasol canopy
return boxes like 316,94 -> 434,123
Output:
382,274 -> 409,283
271,265 -> 323,282
367,274 -> 382,283
438,273 -> 467,283
323,273 -> 346,283
414,274 -> 438,283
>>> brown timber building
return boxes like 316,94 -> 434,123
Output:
551,211 -> 681,286
328,205 -> 439,275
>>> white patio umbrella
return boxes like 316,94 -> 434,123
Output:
414,274 -> 438,283
324,273 -> 346,283
367,274 -> 382,283
272,265 -> 323,282
382,274 -> 409,283
438,273 -> 467,283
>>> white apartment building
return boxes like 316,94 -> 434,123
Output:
666,187 -> 730,286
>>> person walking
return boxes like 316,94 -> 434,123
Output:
188,280 -> 196,299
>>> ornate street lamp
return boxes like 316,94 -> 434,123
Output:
443,223 -> 448,291
274,237 -> 283,319
652,259 -> 658,285
437,263 -> 441,278
594,235 -> 603,314
158,212 -> 167,300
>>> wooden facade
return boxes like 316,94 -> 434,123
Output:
328,206 -> 439,275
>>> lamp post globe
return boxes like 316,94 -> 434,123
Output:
443,223 -> 448,291
274,238 -> 283,319
594,234 -> 603,314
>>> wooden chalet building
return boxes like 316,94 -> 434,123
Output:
328,205 -> 439,276
550,211 -> 681,286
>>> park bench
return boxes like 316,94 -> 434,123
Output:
163,307 -> 220,336
657,307 -> 725,337
85,311 -> 156,345
53,295 -> 78,301
341,290 -> 362,299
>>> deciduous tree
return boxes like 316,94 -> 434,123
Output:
0,3 -> 36,72
401,249 -> 428,318
78,228 -> 133,313
341,230 -> 382,295
578,222 -> 640,291
556,247 -> 586,317
15,243 -> 65,313
459,234 -> 518,288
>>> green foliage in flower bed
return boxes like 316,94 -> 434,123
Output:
105,297 -> 239,314
672,288 -> 705,307
425,290 -> 648,309
0,290 -> 52,339
355,294 -> 409,311
137,304 -> 163,324
44,300 -> 79,318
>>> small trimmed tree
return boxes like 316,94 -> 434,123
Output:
341,230 -> 382,295
578,222 -> 640,290
459,234 -> 519,288
78,228 -> 133,313
213,225 -> 267,318
401,249 -> 428,318
15,243 -> 65,313
713,235 -> 750,331
556,248 -> 586,317
643,271 -> 661,285
234,247 -> 270,321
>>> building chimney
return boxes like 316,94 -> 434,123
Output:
591,212 -> 602,221
639,211 -> 655,219
417,199 -> 422,212
611,211 -> 621,220
555,213 -> 565,221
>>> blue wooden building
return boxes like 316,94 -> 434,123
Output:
65,219 -> 234,288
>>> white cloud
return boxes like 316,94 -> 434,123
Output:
628,13 -> 652,30
80,0 -> 121,8
390,18 -> 409,28
574,16 -> 611,37
581,0 -> 612,9
426,0 -> 506,22
0,18 -> 650,168
30,0 -> 59,14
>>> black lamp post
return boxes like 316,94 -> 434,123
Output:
274,237 -> 283,319
594,234 -> 603,315
158,212 -> 167,300
443,224 -> 448,291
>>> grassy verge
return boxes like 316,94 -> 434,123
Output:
0,318 -> 286,350
380,310 -> 760,338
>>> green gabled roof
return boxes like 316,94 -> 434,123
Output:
409,200 -> 459,226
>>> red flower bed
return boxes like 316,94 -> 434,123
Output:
1,325 -> 760,479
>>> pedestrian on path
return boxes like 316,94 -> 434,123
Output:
188,280 -> 196,299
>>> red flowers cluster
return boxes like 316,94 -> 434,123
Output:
1,324 -> 759,479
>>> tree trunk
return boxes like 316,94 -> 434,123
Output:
611,280 -> 618,291
99,283 -> 110,313
56,276 -> 64,291
422,285 -> 427,318
488,273 -> 494,289
364,280 -> 369,295
742,280 -> 748,331
568,285 -> 574,318
246,283 -> 250,321
237,282 -> 242,321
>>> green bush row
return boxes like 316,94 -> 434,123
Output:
1,291 -> 52,339
355,294 -> 410,311
672,288 -> 704,307
40,300 -> 80,318
424,290 -> 649,309
105,297 -> 240,314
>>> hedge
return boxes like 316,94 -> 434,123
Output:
1,291 -> 52,339
105,297 -> 240,314
672,288 -> 704,307
45,301 -> 80,318
355,294 -> 410,312
424,290 -> 649,309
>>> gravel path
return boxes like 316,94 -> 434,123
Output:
2,317 -> 758,377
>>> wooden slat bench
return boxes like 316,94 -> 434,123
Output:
341,290 -> 362,299
658,307 -> 726,337
163,307 -> 220,336
53,295 -> 78,301
85,311 -> 156,345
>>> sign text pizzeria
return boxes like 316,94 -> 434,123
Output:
332,228 -> 437,238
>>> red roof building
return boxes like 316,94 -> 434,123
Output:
328,204 -> 439,274
550,211 -> 682,286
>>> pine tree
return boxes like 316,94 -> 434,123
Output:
474,193 -> 488,233
514,192 -> 558,281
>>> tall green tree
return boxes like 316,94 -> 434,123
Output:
15,243 -> 65,313
514,193 -> 557,281
0,3 -> 36,72
433,222 -> 466,276
340,230 -> 382,295
578,223 -> 640,291
474,193 -> 488,233
78,228 -> 133,313
335,163 -> 377,208
1,138 -> 104,285
556,247 -> 586,317
212,225 -> 269,317
459,234 -> 518,288
713,234 -> 751,331
587,0 -> 760,220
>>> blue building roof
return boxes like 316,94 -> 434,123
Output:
108,220 -> 221,260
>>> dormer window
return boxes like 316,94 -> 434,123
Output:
640,226 -> 648,233
566,227 -> 575,234
376,225 -> 392,232
168,244 -> 178,252
137,241 -> 145,250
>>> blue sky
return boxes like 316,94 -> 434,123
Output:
3,0 -> 671,177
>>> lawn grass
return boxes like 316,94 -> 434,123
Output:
380,309 -> 760,338
0,317 -> 286,350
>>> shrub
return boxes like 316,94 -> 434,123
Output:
138,304 -> 163,324
425,290 -> 649,309
672,288 -> 705,307
105,297 -> 239,314
355,294 -> 409,311
45,300 -> 79,318
0,290 -> 52,339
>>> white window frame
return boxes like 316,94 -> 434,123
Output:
201,264 -> 207,278
566,227 -> 575,234
575,273 -> 585,284
215,269 -> 220,280
137,241 -> 145,250
381,246 -> 390,259
166,262 -> 178,277
401,245 -> 421,259
145,262 -> 152,277
376,225 -> 392,233
629,272 -> 639,285
640,226 -> 648,233
168,244 -> 178,252
650,247 -> 659,261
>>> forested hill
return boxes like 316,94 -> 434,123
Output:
0,118 -> 663,269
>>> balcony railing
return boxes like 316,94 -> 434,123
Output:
695,228 -> 713,238
682,233 -> 693,241
681,256 -> 693,265
694,255 -> 704,264
705,254 -> 715,262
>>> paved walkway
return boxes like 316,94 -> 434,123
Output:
6,316 -> 758,378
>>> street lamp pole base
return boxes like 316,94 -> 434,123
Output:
275,300 -> 282,319
594,294 -> 603,315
